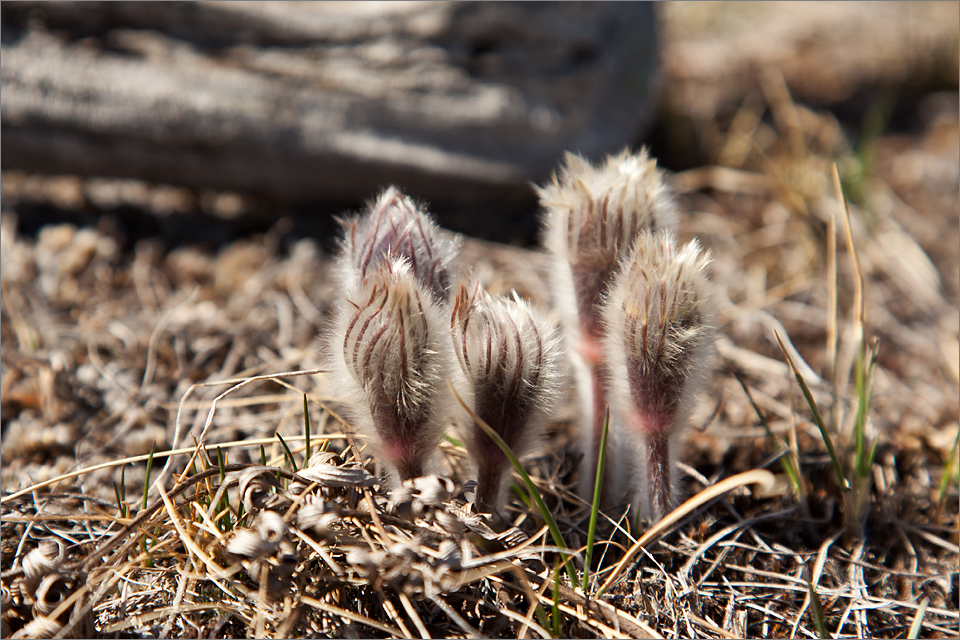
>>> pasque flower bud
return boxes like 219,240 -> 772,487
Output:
338,186 -> 461,302
601,230 -> 714,521
331,257 -> 451,483
538,148 -> 677,503
450,281 -> 562,511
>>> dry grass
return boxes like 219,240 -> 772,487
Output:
2,47 -> 958,640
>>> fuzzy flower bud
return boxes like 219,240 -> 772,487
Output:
450,281 -> 562,511
331,256 -> 450,483
338,186 -> 461,302
538,148 -> 678,503
601,230 -> 715,521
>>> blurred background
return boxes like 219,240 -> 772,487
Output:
3,1 -> 956,248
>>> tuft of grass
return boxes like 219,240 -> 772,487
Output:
735,372 -> 805,497
775,330 -> 847,491
775,165 -> 882,537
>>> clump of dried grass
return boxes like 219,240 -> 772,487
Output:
2,70 -> 958,638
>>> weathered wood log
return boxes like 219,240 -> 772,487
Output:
1,1 -> 660,208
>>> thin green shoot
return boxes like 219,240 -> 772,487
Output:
532,596 -> 552,639
443,434 -> 464,448
113,482 -> 126,519
118,464 -> 129,518
510,483 -> 533,510
582,408 -> 610,593
907,596 -> 930,639
142,442 -> 156,512
735,373 -> 804,496
303,394 -> 312,463
276,432 -> 298,472
775,331 -> 848,491
853,337 -> 879,479
140,537 -> 153,569
216,447 -> 231,531
552,563 -> 562,638
936,427 -> 960,523
260,445 -> 267,467
809,580 -> 828,639
447,379 -> 579,586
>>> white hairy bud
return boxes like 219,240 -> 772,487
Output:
331,257 -> 450,482
538,148 -> 678,503
602,230 -> 715,521
450,281 -> 562,510
337,186 -> 461,302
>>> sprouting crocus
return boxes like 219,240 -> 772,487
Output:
330,256 -> 451,483
337,186 -> 461,302
450,281 -> 562,512
537,148 -> 677,503
601,230 -> 715,522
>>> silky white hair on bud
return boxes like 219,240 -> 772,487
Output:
337,186 -> 461,303
329,256 -> 452,483
450,280 -> 563,511
601,230 -> 715,521
539,148 -> 677,269
537,148 -> 679,504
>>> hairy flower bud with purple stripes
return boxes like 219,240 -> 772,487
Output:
601,230 -> 715,521
338,186 -> 460,303
538,148 -> 677,504
331,257 -> 451,483
450,281 -> 562,511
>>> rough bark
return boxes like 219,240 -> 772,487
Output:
1,1 -> 660,206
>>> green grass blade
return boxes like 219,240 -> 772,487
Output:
447,379 -> 579,585
735,373 -> 804,496
216,446 -> 231,531
936,427 -> 960,523
533,601 -> 551,639
276,432 -> 298,472
776,331 -> 847,491
854,337 -> 879,478
552,566 -> 561,638
442,434 -> 464,448
142,442 -> 156,512
582,408 -> 610,593
510,483 -> 532,510
303,393 -> 312,463
113,482 -> 125,518
907,597 -> 930,639
809,580 -> 828,639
